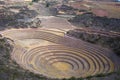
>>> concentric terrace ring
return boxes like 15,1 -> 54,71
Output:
1,29 -> 120,79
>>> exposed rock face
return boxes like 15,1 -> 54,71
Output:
30,18 -> 41,28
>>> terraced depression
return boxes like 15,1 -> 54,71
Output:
1,28 -> 120,79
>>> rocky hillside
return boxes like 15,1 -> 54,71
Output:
0,3 -> 41,31
67,29 -> 120,56
69,13 -> 120,32
68,12 -> 120,56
